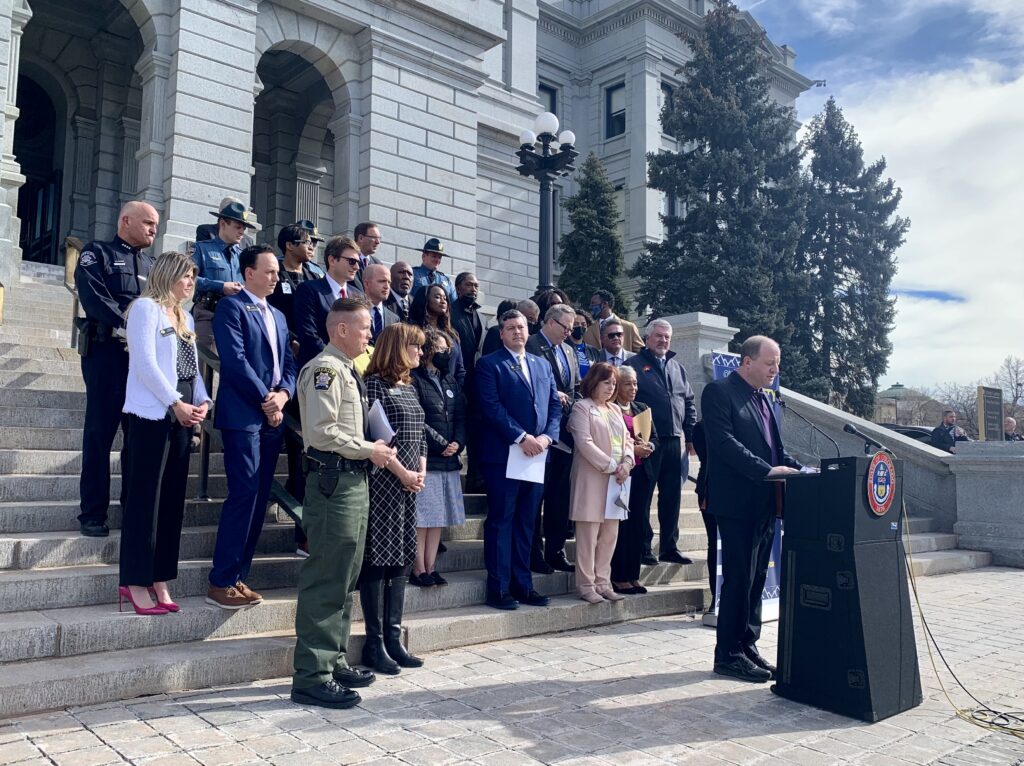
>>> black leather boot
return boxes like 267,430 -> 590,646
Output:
359,580 -> 400,675
383,577 -> 423,668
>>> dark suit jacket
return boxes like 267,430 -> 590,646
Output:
624,347 -> 696,443
700,372 -> 801,520
451,298 -> 483,374
212,292 -> 297,432
526,332 -> 581,396
475,348 -> 561,466
385,291 -> 411,322
369,302 -> 400,344
481,325 -> 502,357
293,278 -> 364,370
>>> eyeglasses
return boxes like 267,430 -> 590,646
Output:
340,256 -> 359,266
552,318 -> 572,335
606,332 -> 624,339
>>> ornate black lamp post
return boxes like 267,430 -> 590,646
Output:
515,111 -> 577,292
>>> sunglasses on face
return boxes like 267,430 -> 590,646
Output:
606,332 -> 624,339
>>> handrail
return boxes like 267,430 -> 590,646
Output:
195,343 -> 303,525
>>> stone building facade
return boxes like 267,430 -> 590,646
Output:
0,0 -> 810,310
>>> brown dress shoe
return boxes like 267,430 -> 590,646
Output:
206,586 -> 251,610
234,581 -> 263,604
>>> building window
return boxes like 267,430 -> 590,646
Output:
605,84 -> 626,139
538,82 -> 558,116
660,81 -> 674,109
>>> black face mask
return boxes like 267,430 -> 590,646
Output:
571,326 -> 585,341
528,322 -> 541,335
433,351 -> 451,373
457,294 -> 476,307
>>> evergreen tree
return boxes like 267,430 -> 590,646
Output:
631,0 -> 803,347
557,152 -> 628,312
790,97 -> 908,417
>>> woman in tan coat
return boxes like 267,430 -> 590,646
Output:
568,362 -> 635,603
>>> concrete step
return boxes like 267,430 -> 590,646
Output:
0,388 -> 85,409
0,499 -> 239,534
0,427 -> 101,450
0,543 -> 709,614
0,370 -> 84,391
0,326 -> 73,347
0,472 -> 248,501
908,549 -> 993,577
0,523 -> 296,570
0,449 -> 275,477
904,515 -> 935,534
904,532 -> 958,554
2,314 -> 74,332
0,343 -> 79,362
0,357 -> 84,375
0,406 -> 85,427
0,581 -> 704,718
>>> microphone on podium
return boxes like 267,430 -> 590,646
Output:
842,423 -> 895,455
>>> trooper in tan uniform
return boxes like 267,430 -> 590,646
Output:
291,296 -> 396,710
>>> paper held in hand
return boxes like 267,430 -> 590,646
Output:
605,475 -> 631,520
632,408 -> 653,444
368,400 -> 396,443
506,443 -> 547,484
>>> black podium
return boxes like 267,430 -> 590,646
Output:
772,456 -> 922,722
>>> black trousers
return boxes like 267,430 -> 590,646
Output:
283,396 -> 306,544
79,340 -> 130,525
532,447 -> 572,561
118,412 -> 191,586
701,511 -> 719,608
714,506 -> 775,663
610,462 -> 657,582
642,436 -> 682,556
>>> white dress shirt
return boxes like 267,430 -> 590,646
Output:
325,273 -> 347,300
243,288 -> 281,387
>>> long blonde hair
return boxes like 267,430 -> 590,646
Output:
134,250 -> 197,341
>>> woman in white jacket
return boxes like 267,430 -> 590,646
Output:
119,251 -> 211,615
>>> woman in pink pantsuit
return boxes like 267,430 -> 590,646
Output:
568,362 -> 635,603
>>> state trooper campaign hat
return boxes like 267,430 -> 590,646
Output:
211,201 -> 258,230
421,237 -> 445,255
293,219 -> 326,243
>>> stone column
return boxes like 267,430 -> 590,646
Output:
68,115 -> 97,240
0,3 -> 32,310
664,311 -> 739,414
157,0 -> 259,252
119,117 -> 140,204
327,105 -> 360,236
134,48 -> 170,209
354,27 -> 486,274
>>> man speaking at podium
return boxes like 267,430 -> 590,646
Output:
701,336 -> 803,682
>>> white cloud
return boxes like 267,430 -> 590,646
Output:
807,61 -> 1024,387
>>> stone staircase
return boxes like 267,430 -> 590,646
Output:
0,270 -> 712,718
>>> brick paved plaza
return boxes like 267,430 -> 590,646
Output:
3,568 -> 1024,766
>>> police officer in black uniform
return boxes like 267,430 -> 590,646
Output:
74,201 -> 160,537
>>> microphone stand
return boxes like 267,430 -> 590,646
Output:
778,397 -> 841,459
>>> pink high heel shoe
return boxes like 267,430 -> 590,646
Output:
148,587 -> 180,613
118,586 -> 169,616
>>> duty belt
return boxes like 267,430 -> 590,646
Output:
194,292 -> 223,311
304,446 -> 369,473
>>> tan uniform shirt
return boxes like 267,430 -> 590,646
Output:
583,314 -> 644,354
297,344 -> 375,460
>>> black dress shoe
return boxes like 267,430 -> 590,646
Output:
486,592 -> 519,610
437,541 -> 447,554
530,558 -> 554,575
744,647 -> 777,678
658,550 -> 693,565
713,656 -> 772,683
332,666 -> 376,688
640,551 -> 658,566
545,552 -> 575,572
291,680 -> 361,709
512,589 -> 550,607
408,572 -> 436,587
80,521 -> 110,538
612,585 -> 641,595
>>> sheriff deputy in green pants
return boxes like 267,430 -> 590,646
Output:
291,296 -> 397,709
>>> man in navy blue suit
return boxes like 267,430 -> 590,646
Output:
475,309 -> 561,610
207,245 -> 297,609
293,235 -> 363,370
701,335 -> 801,682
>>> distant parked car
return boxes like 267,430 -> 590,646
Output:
879,423 -> 934,444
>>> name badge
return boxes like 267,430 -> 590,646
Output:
210,254 -> 222,261
281,282 -> 292,294
160,326 -> 176,337
445,389 -> 454,399
112,261 -> 126,267
244,304 -> 260,312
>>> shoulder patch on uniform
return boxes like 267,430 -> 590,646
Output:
79,251 -> 97,267
313,367 -> 336,390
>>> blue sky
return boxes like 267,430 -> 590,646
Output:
737,0 -> 1024,390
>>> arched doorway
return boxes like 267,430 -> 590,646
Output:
14,75 -> 61,264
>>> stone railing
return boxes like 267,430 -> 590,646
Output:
948,442 -> 1024,567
